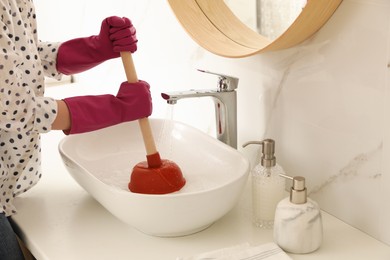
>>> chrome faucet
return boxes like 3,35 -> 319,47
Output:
161,69 -> 238,148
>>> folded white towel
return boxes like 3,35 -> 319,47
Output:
177,242 -> 292,260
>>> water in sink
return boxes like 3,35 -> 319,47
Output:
91,107 -> 231,194
93,166 -> 232,194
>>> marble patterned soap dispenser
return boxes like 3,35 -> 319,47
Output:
273,175 -> 323,254
243,139 -> 286,229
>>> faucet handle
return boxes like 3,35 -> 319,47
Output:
198,69 -> 239,91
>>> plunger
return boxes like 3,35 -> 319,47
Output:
120,52 -> 186,194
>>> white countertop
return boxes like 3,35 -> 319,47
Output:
11,130 -> 390,260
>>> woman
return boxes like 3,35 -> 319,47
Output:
0,1 -> 152,258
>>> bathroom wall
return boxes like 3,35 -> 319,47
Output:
266,0 -> 390,245
35,0 -> 390,245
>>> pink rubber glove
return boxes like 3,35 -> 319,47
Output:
63,80 -> 152,135
57,16 -> 137,75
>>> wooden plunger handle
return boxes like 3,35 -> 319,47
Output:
120,52 -> 158,157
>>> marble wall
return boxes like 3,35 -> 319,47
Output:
266,0 -> 390,245
35,0 -> 390,245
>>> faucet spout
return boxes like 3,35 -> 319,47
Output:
161,89 -> 215,104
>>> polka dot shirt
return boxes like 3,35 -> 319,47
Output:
0,0 -> 62,216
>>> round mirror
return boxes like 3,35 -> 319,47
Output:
167,0 -> 343,58
224,0 -> 306,40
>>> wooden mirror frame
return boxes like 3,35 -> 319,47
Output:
167,0 -> 343,58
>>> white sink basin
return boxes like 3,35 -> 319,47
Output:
58,119 -> 249,237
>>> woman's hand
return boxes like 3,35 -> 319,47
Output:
58,80 -> 152,135
56,16 -> 138,75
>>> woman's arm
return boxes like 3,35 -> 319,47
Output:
51,100 -> 71,131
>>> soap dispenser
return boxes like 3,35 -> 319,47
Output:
242,139 -> 286,228
274,175 -> 323,254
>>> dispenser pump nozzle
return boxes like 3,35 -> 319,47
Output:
261,139 -> 276,167
280,174 -> 307,204
242,139 -> 276,168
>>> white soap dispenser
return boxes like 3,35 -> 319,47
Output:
243,139 -> 286,228
274,175 -> 323,254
